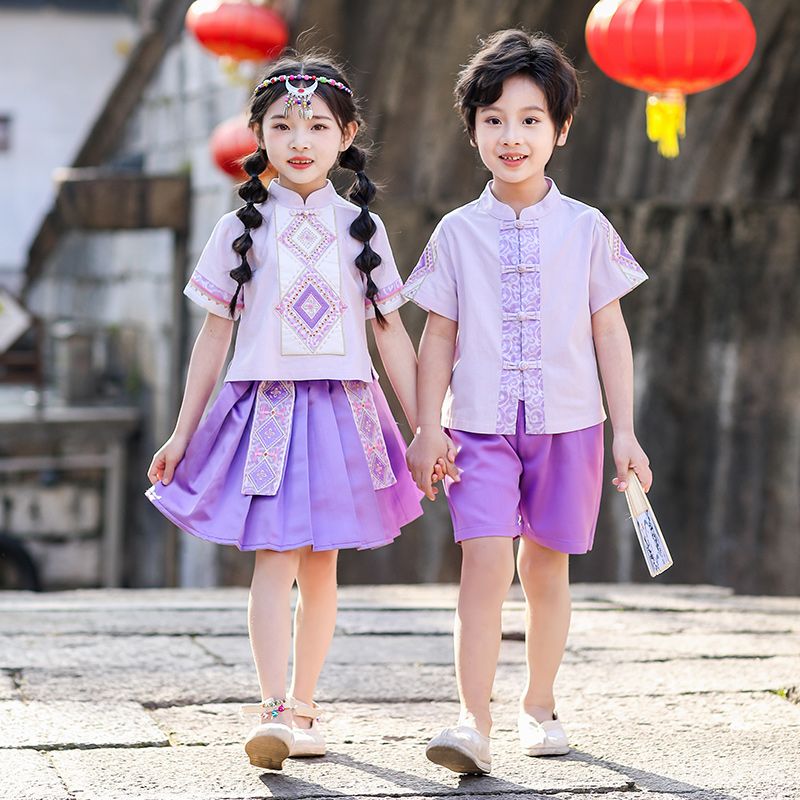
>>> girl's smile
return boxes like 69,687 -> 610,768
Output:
287,157 -> 315,169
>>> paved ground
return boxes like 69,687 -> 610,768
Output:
1,583 -> 798,800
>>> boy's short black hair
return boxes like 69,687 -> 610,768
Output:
454,29 -> 580,142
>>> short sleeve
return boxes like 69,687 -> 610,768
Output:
363,213 -> 406,319
401,221 -> 458,321
183,213 -> 245,320
589,211 -> 649,315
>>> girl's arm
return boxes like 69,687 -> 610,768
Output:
592,300 -> 653,492
405,312 -> 459,500
371,309 -> 418,430
147,312 -> 234,485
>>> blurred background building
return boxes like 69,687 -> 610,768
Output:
0,0 -> 797,594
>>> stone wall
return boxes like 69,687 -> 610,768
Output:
294,0 -> 800,594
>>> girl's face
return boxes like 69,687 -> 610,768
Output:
259,93 -> 358,197
473,74 -> 571,189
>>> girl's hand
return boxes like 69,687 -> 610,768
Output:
406,428 -> 458,500
147,432 -> 190,486
611,432 -> 652,493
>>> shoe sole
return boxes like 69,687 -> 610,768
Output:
289,745 -> 326,758
522,744 -> 570,757
426,743 -> 491,774
245,734 -> 290,770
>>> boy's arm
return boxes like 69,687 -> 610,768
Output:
406,312 -> 459,499
592,300 -> 653,492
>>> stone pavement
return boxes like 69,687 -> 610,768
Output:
1,584 -> 799,800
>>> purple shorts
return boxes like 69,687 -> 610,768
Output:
445,403 -> 604,554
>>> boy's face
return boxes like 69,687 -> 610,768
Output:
473,74 -> 570,187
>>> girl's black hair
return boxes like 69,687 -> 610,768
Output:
454,29 -> 581,143
228,51 -> 385,325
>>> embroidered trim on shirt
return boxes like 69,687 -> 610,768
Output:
496,222 -> 545,434
342,380 -> 397,490
403,235 -> 438,299
365,277 -> 404,308
242,380 -> 296,496
187,271 -> 244,312
597,213 -> 646,282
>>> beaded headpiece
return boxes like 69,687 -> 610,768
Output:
255,73 -> 354,120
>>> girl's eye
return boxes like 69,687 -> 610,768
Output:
312,124 -> 328,131
272,123 -> 289,131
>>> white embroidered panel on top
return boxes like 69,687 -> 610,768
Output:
275,205 -> 347,355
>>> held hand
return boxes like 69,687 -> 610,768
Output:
431,433 -> 460,486
147,433 -> 189,486
611,432 -> 652,493
441,432 -> 459,481
406,428 -> 452,501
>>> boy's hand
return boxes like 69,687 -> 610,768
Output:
611,432 -> 652,493
406,427 -> 458,500
147,432 -> 189,486
431,433 -> 459,484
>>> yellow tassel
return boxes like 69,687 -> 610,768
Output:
646,93 -> 686,159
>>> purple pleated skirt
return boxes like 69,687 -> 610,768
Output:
146,379 -> 423,551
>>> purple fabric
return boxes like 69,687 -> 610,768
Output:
146,380 -> 423,551
445,402 -> 604,554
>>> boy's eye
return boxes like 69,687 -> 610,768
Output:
523,117 -> 538,125
486,117 -> 501,125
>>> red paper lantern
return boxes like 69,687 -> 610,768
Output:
585,0 -> 756,157
186,0 -> 289,62
210,115 -> 274,180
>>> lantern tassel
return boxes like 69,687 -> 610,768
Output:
646,93 -> 686,159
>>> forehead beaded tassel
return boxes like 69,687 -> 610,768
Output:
255,73 -> 354,120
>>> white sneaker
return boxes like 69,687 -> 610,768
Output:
425,725 -> 492,774
241,698 -> 295,770
288,696 -> 326,758
518,709 -> 570,756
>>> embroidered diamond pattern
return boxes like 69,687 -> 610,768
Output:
279,212 -> 335,270
295,284 -> 329,328
277,271 -> 346,352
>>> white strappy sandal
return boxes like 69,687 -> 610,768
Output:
240,697 -> 295,770
288,696 -> 326,757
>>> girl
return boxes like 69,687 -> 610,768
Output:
146,53 -> 423,771
405,30 -> 653,774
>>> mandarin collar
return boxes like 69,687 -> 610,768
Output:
477,177 -> 561,222
267,178 -> 338,209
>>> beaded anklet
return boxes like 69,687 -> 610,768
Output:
260,696 -> 292,719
